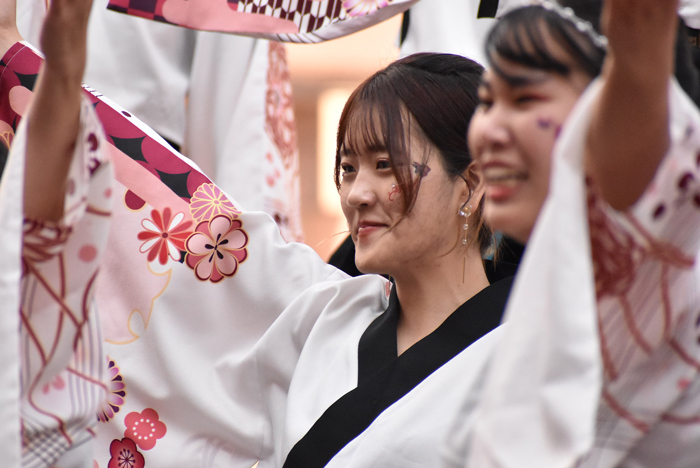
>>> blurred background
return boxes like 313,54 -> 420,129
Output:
286,16 -> 402,260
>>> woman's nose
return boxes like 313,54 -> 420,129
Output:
477,106 -> 511,149
346,171 -> 378,209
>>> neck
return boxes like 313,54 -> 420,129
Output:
393,246 -> 490,355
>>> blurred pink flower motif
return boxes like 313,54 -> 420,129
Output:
189,183 -> 240,222
185,215 -> 249,283
98,357 -> 127,423
42,374 -> 65,394
343,0 -> 390,17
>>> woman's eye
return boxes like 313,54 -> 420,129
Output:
515,95 -> 538,105
376,159 -> 391,170
477,99 -> 493,111
340,163 -> 356,177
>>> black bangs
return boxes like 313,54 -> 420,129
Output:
338,87 -> 409,171
485,5 -> 605,79
333,53 -> 493,254
335,69 -> 418,213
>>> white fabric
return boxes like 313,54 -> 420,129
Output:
680,0 -> 700,29
399,0 -> 496,66
0,60 -> 25,468
452,79 -> 700,467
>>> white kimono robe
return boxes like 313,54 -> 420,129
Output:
442,78 -> 700,467
0,36 -> 511,467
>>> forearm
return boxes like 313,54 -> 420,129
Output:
586,0 -> 678,210
22,0 -> 90,221
24,64 -> 83,221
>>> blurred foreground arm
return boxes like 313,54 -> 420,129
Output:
587,0 -> 678,210
23,0 -> 91,221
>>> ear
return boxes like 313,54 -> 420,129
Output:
460,161 -> 485,210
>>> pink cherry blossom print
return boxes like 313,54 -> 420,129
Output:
137,207 -> 193,265
266,42 -> 298,168
98,357 -> 127,423
185,215 -> 249,283
189,183 -> 240,222
123,408 -> 167,451
108,438 -> 144,468
343,0 -> 390,17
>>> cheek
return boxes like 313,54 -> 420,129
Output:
388,184 -> 401,201
467,119 -> 484,161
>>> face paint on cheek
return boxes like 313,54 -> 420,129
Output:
412,162 -> 431,178
536,118 -> 553,130
388,184 -> 401,201
537,118 -> 564,139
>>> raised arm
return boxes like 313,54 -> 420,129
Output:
586,0 -> 679,210
23,0 -> 91,221
0,0 -> 20,55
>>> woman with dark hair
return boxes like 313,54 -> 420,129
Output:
441,1 -> 700,467
3,10 -> 513,460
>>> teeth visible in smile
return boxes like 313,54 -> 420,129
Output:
484,173 -> 526,183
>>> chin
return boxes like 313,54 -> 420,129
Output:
354,255 -> 385,276
484,209 -> 532,245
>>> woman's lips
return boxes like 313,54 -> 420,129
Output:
356,222 -> 386,239
483,169 -> 527,203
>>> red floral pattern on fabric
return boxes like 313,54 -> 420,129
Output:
98,357 -> 127,423
123,408 -> 166,451
108,438 -> 144,468
185,215 -> 249,283
41,374 -> 66,394
137,207 -> 193,264
266,42 -> 298,168
189,183 -> 240,223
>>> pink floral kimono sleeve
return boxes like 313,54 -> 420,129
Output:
104,0 -> 419,42
0,81 -> 113,465
2,41 -> 343,467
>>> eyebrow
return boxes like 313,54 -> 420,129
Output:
487,63 -> 551,88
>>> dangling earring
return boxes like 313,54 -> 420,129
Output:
458,203 -> 472,284
458,204 -> 472,246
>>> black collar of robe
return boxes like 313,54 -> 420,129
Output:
283,276 -> 513,468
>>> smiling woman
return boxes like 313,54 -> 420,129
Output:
441,1 -> 700,467
332,54 -> 499,354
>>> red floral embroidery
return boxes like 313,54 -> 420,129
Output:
137,208 -> 193,265
266,42 -> 298,168
108,438 -> 144,468
98,357 -> 127,423
123,408 -> 167,451
185,215 -> 249,283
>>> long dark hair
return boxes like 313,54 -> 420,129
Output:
334,53 -> 492,254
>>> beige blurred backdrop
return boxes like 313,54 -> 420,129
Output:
287,16 -> 402,261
